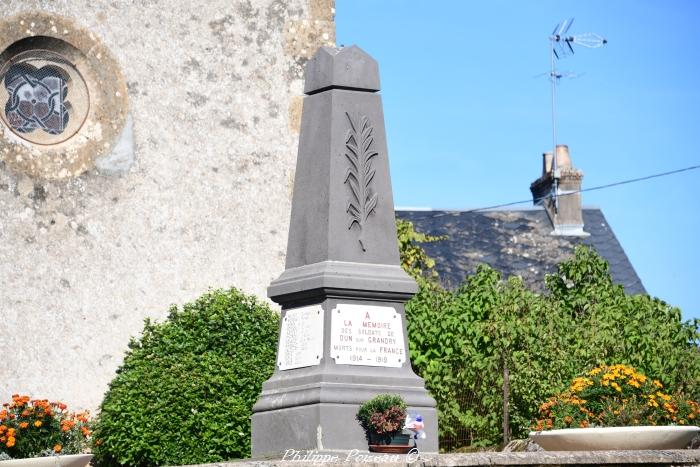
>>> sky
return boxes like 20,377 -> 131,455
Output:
336,0 -> 700,322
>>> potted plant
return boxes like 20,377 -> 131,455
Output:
0,395 -> 93,466
530,364 -> 700,450
356,394 -> 412,453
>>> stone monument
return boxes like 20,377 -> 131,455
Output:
251,45 -> 438,456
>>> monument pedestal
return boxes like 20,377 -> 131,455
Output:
252,293 -> 438,455
251,46 -> 438,457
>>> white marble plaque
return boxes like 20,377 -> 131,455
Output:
277,305 -> 324,370
330,304 -> 405,367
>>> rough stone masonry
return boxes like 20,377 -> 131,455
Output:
0,0 -> 335,411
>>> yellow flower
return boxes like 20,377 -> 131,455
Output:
653,380 -> 663,389
570,377 -> 594,392
611,382 -> 622,392
34,420 -> 42,427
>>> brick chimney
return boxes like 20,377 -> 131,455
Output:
530,144 -> 588,236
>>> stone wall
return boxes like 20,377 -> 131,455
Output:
0,0 -> 335,411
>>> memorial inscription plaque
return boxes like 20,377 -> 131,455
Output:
277,305 -> 324,370
330,304 -> 405,367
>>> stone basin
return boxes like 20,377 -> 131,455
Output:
529,425 -> 700,451
0,454 -> 92,467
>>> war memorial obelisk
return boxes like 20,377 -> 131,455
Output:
251,45 -> 438,456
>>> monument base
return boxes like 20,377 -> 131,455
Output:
252,402 -> 438,457
251,296 -> 438,457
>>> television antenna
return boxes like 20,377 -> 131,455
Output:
548,18 -> 606,212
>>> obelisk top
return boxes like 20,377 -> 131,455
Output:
303,45 -> 380,94
269,44 -> 416,304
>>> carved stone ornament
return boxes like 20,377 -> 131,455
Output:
343,111 -> 378,251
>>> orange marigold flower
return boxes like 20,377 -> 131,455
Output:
6,436 -> 15,447
61,420 -> 76,432
0,425 -> 6,433
580,420 -> 589,428
34,420 -> 42,427
19,422 -> 28,429
81,426 -> 91,437
53,444 -> 62,453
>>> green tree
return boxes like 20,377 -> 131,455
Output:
397,220 -> 700,449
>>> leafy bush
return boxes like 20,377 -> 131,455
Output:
0,395 -> 91,459
92,288 -> 279,466
356,394 -> 407,442
396,219 -> 445,282
535,364 -> 700,429
397,220 -> 700,449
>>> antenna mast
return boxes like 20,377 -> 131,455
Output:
548,18 -> 606,212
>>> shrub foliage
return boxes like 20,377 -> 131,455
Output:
397,219 -> 700,448
356,394 -> 407,436
92,288 -> 279,466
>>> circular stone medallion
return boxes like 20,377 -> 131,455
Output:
0,13 -> 128,180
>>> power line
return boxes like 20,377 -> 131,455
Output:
467,163 -> 700,213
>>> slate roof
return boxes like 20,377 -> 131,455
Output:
396,208 -> 646,295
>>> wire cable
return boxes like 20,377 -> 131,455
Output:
466,163 -> 700,212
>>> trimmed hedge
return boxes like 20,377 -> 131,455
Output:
92,288 -> 279,466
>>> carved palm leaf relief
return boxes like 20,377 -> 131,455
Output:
343,111 -> 379,251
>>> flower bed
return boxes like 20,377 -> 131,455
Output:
0,395 -> 91,461
534,364 -> 700,430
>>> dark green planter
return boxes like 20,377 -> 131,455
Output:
368,432 -> 411,446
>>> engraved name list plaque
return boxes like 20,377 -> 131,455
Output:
277,305 -> 324,370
